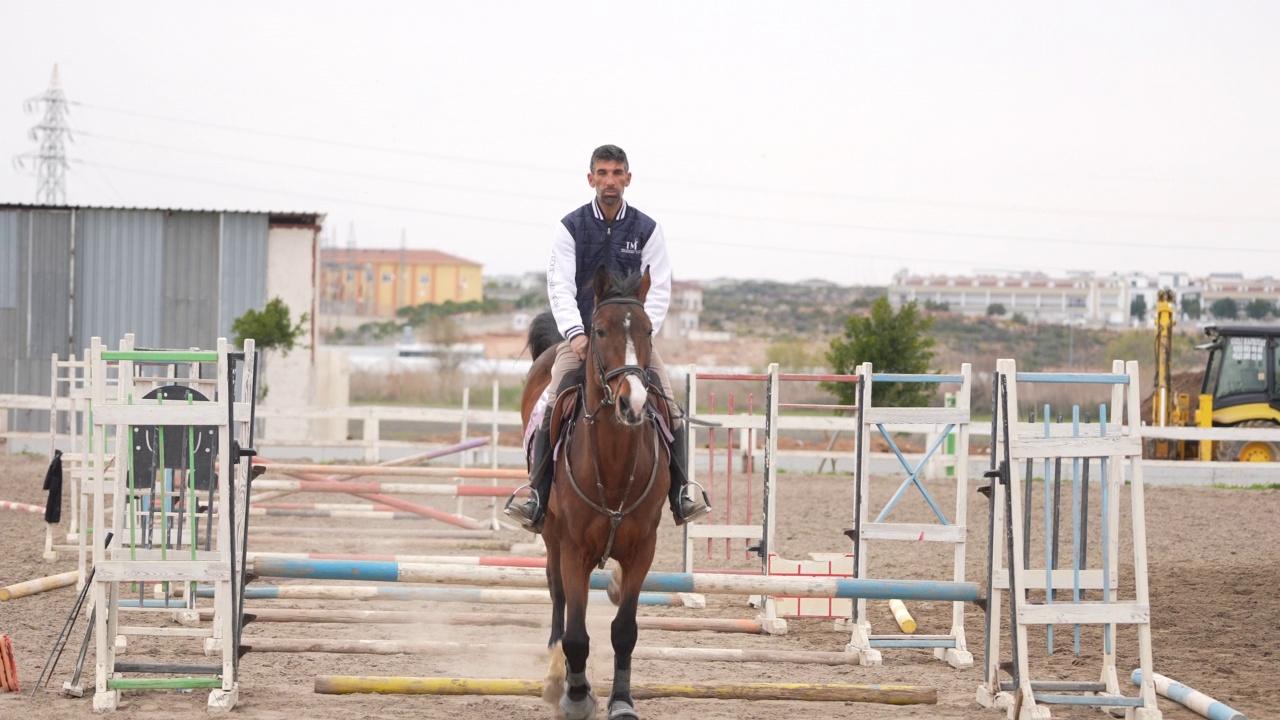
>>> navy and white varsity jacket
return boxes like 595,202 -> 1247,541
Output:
547,198 -> 672,342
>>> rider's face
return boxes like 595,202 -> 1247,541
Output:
588,160 -> 630,207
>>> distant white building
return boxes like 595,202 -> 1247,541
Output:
660,281 -> 731,342
889,270 -> 1209,326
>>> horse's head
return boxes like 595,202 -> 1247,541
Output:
587,266 -> 654,427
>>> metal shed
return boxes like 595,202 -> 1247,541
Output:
0,204 -> 322,431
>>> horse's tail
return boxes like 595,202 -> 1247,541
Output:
526,310 -> 564,361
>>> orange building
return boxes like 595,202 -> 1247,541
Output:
320,248 -> 483,318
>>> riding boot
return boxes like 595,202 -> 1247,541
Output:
505,423 -> 554,533
667,423 -> 711,525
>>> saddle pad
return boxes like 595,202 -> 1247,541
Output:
524,384 -> 557,463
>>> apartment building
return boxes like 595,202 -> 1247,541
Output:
321,247 -> 482,318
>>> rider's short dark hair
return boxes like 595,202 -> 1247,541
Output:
590,145 -> 628,172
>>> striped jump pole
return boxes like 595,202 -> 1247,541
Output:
251,480 -> 523,497
195,608 -> 763,633
247,535 -> 515,552
1131,670 -> 1246,720
313,676 -> 937,705
248,638 -> 864,665
0,500 -> 45,514
189,584 -> 703,607
245,526 -> 494,539
252,456 -> 504,530
259,463 -> 526,480
251,438 -> 492,502
246,552 -> 546,568
250,558 -> 982,602
249,508 -> 431,521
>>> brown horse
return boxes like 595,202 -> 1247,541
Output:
520,267 -> 670,720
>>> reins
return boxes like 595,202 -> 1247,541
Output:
565,295 -> 662,569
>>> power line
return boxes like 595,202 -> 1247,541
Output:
72,101 -> 1279,224
78,131 -> 1067,243
71,101 -> 566,175
76,160 -> 1280,274
76,130 -> 570,202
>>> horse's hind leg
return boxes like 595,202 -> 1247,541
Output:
546,523 -> 566,648
556,549 -> 597,720
607,542 -> 657,719
542,523 -> 569,706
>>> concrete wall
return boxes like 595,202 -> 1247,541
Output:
313,348 -> 349,442
261,225 -> 318,440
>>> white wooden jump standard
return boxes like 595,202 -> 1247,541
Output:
680,364 -> 864,633
86,337 -> 254,712
978,359 -> 1160,720
847,362 -> 974,668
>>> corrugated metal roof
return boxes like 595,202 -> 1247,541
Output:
0,202 -> 324,225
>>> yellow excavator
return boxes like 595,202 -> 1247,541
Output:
1150,288 -> 1280,461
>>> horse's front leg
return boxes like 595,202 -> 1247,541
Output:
607,541 -> 657,719
556,548 -> 597,720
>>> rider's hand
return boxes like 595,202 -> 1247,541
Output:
570,334 -> 588,361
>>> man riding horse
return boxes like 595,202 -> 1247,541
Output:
506,144 -> 711,533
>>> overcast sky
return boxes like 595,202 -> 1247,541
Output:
2,2 -> 1277,286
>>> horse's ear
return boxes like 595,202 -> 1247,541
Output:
637,266 -> 651,303
593,266 -> 612,302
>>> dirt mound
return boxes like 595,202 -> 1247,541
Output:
1140,369 -> 1204,423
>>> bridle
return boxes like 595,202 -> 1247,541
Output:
565,295 -> 662,568
582,297 -> 649,423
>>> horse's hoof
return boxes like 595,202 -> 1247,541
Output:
559,691 -> 597,720
608,699 -> 639,719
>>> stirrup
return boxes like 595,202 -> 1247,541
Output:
503,485 -> 544,532
673,480 -> 712,526
502,483 -> 536,512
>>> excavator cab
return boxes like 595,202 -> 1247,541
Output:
1200,325 -> 1280,461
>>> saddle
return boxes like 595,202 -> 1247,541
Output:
531,373 -> 677,469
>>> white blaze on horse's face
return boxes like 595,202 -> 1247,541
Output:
620,312 -> 647,423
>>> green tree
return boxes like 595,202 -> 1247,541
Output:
1245,298 -> 1274,320
825,298 -> 936,407
1180,296 -> 1201,320
231,297 -> 308,401
1130,294 -> 1148,323
231,297 -> 308,356
765,340 -> 818,371
986,303 -> 1007,317
1210,297 -> 1239,320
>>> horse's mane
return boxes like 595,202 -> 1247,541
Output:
598,270 -> 645,302
525,270 -> 647,361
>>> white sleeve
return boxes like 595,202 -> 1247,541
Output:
640,222 -> 671,335
547,222 -> 584,340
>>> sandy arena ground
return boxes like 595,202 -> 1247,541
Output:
1,450 -> 1276,719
